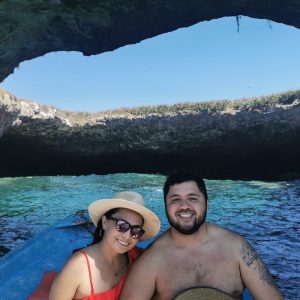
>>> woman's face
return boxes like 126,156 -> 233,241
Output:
102,208 -> 144,253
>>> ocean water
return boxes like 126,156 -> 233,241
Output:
0,174 -> 299,299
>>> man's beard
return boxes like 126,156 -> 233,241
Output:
166,209 -> 207,235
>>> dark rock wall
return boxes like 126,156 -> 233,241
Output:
1,88 -> 300,180
1,0 -> 300,82
1,2 -> 300,179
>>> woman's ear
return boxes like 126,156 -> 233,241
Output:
102,215 -> 107,230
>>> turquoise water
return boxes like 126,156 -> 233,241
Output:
0,174 -> 299,299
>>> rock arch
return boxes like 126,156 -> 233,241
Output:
1,0 -> 300,82
1,1 -> 300,179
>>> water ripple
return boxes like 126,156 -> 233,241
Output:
0,175 -> 299,299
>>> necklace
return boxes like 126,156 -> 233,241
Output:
114,256 -> 128,277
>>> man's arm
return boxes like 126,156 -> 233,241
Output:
238,239 -> 284,300
120,249 -> 158,300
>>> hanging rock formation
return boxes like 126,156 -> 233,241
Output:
1,88 -> 300,180
1,0 -> 300,82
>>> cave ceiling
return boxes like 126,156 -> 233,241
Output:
1,0 -> 300,83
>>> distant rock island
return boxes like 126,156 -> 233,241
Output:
1,87 -> 300,180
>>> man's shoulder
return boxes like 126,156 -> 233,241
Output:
141,231 -> 171,257
207,223 -> 244,245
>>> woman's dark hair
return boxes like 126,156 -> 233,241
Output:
91,208 -> 119,245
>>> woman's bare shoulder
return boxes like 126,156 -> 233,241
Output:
59,250 -> 87,278
50,250 -> 88,299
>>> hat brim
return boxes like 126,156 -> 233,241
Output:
88,198 -> 160,241
174,287 -> 235,300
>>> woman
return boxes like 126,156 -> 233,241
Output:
49,191 -> 160,300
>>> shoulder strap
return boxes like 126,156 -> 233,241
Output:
81,251 -> 94,294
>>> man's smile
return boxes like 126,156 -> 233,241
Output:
176,210 -> 195,219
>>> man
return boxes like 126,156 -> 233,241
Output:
120,171 -> 283,300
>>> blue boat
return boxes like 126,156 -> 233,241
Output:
0,211 -> 253,300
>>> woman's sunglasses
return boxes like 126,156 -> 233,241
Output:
107,216 -> 145,239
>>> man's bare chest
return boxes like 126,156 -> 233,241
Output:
155,250 -> 243,299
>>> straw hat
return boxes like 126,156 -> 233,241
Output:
88,191 -> 160,241
174,287 -> 235,300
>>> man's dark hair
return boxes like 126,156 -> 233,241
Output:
163,171 -> 208,202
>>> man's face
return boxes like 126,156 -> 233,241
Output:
165,180 -> 207,235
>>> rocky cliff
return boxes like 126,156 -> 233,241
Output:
1,1 -> 300,82
1,87 -> 300,180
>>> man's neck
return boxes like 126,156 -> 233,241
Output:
168,222 -> 209,246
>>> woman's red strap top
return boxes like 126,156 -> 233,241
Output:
81,251 -> 95,295
77,247 -> 141,300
